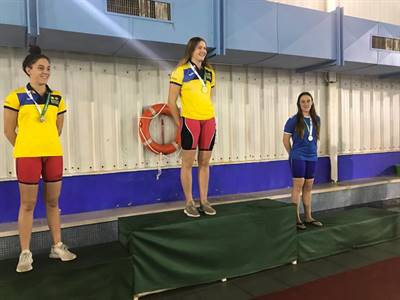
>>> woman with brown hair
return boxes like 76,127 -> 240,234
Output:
168,37 -> 217,217
3,46 -> 77,272
283,92 -> 323,230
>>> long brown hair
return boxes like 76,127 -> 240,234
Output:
295,92 -> 320,140
177,37 -> 211,68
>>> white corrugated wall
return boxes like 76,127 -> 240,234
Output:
0,47 -> 399,180
338,0 -> 400,25
268,0 -> 326,11
339,75 -> 400,154
271,0 -> 400,25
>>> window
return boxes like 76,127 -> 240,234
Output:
372,35 -> 400,52
107,0 -> 171,21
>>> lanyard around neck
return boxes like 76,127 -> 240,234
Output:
25,87 -> 51,121
304,117 -> 313,141
189,62 -> 206,87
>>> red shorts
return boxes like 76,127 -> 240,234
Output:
180,117 -> 216,151
16,156 -> 63,184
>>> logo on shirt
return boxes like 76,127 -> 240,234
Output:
50,95 -> 61,106
205,70 -> 212,82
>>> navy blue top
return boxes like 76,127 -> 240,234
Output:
284,115 -> 320,162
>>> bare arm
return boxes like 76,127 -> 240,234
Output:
56,113 -> 65,136
282,133 -> 292,155
3,109 -> 18,146
168,83 -> 181,126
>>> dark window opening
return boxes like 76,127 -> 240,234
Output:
107,0 -> 171,21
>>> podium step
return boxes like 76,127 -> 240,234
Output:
297,207 -> 400,262
119,200 -> 297,295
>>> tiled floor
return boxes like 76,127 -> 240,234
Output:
142,238 -> 400,300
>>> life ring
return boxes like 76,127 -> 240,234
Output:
139,103 -> 180,154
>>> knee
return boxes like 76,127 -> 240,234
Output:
293,184 -> 303,194
20,201 -> 36,213
198,159 -> 209,168
303,183 -> 313,193
181,161 -> 193,170
46,198 -> 59,209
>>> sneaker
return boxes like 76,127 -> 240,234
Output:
184,202 -> 200,218
49,242 -> 77,261
16,250 -> 33,273
200,202 -> 216,216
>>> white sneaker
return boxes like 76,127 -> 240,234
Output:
16,250 -> 33,273
49,242 -> 77,261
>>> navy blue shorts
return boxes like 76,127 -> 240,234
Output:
290,159 -> 317,179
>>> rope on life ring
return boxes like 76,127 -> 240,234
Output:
139,103 -> 180,157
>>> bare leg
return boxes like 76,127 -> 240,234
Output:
302,178 -> 315,222
18,183 -> 39,251
44,181 -> 62,245
180,150 -> 196,205
197,151 -> 212,205
291,178 -> 305,224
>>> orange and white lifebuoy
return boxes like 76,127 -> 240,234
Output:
139,103 -> 180,155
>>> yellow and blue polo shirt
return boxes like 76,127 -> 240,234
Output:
170,62 -> 216,120
3,83 -> 66,158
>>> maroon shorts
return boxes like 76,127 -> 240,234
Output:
180,117 -> 216,151
16,156 -> 63,184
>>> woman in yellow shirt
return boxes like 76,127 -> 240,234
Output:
168,37 -> 217,217
3,46 -> 76,272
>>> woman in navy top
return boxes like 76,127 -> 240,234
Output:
283,92 -> 323,230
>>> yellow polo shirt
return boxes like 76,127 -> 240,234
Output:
3,84 -> 66,158
170,62 -> 215,120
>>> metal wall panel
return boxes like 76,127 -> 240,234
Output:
269,0 -> 326,11
272,0 -> 400,25
2,47 -> 399,181
339,0 -> 400,26
338,75 -> 400,155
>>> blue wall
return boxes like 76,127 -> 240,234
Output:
1,151 -> 399,223
0,157 -> 331,223
338,152 -> 400,181
343,16 -> 378,64
3,0 -> 400,69
38,0 -> 215,46
277,3 -> 335,59
378,22 -> 400,66
0,0 -> 26,26
225,0 -> 278,53
223,0 -> 336,59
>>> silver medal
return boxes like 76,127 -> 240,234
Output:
304,118 -> 313,142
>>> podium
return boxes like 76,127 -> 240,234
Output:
119,200 -> 297,294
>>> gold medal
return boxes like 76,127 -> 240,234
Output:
202,86 -> 208,93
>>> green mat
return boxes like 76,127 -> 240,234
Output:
119,199 -> 297,294
298,207 -> 400,262
0,242 -> 133,300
